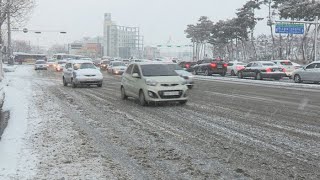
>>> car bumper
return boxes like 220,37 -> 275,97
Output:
261,72 -> 286,78
74,77 -> 103,84
113,70 -> 125,74
35,66 -> 47,70
144,86 -> 188,102
284,72 -> 293,77
209,68 -> 227,74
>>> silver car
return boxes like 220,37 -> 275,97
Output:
34,60 -> 48,70
107,61 -> 127,75
292,61 -> 320,83
63,60 -> 103,88
121,62 -> 188,106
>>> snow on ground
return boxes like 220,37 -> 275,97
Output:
0,66 -> 114,179
0,65 -> 33,178
3,65 -> 17,72
195,75 -> 320,90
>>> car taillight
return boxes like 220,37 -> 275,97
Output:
223,63 -> 228,68
282,68 -> 286,72
186,64 -> 190,68
236,66 -> 244,70
266,68 -> 272,73
210,63 -> 217,68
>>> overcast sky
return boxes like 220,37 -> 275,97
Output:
13,0 -> 269,48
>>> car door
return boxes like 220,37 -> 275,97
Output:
301,63 -> 316,81
242,63 -> 253,77
63,63 -> 72,82
312,63 -> 320,81
227,63 -> 233,74
122,64 -> 134,96
130,65 -> 143,97
249,63 -> 260,77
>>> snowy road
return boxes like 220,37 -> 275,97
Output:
1,65 -> 320,179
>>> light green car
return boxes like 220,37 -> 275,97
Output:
121,62 -> 189,106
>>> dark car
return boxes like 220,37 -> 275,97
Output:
100,60 -> 110,70
190,59 -> 228,76
178,61 -> 197,72
237,61 -> 286,80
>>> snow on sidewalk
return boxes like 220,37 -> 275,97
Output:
0,66 -> 115,179
0,66 -> 33,178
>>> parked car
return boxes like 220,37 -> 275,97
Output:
292,61 -> 320,83
227,61 -> 247,76
292,62 -> 303,69
62,60 -> 103,88
238,61 -> 286,80
55,60 -> 67,72
100,60 -> 110,70
34,60 -> 48,70
121,62 -> 188,106
178,61 -> 197,72
168,63 -> 194,89
271,60 -> 296,78
190,59 -> 228,76
107,61 -> 127,75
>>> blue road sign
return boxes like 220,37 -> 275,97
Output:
275,24 -> 304,34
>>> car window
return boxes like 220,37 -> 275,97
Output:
251,63 -> 259,67
74,63 -> 96,70
141,64 -> 178,77
126,64 -> 134,74
167,64 -> 183,70
65,63 -> 71,69
36,61 -> 46,64
132,65 -> 141,76
315,63 -> 320,68
262,63 -> 275,66
306,63 -> 316,69
228,63 -> 234,66
113,62 -> 126,66
246,63 -> 252,67
280,61 -> 293,66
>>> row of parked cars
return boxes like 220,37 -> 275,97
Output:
179,58 -> 319,84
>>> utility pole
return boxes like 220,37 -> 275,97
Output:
7,0 -> 12,64
315,16 -> 318,61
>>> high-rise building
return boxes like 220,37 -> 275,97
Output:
103,13 -> 143,58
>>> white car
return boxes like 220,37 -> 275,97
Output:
292,61 -> 320,83
63,60 -> 103,88
227,61 -> 247,76
272,60 -> 296,78
47,59 -> 56,68
121,62 -> 188,106
55,60 -> 67,72
292,62 -> 302,69
107,61 -> 127,75
34,60 -> 48,70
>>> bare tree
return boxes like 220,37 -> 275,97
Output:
0,0 -> 35,42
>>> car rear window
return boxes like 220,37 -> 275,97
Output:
280,61 -> 293,65
36,61 -> 46,64
58,61 -> 66,64
74,63 -> 96,69
141,64 -> 178,77
113,62 -> 126,66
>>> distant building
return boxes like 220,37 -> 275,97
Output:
103,13 -> 143,58
68,37 -> 103,58
144,46 -> 160,60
